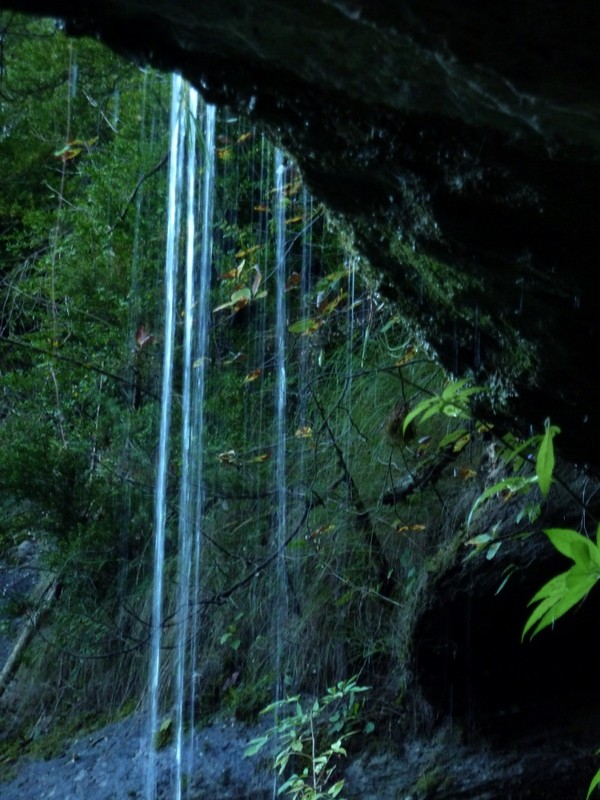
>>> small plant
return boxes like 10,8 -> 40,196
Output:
402,378 -> 485,434
244,677 -> 371,800
153,716 -> 173,750
220,611 -> 244,651
522,524 -> 600,640
467,418 -> 560,528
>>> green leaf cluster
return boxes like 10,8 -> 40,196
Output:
522,526 -> 600,640
245,678 -> 371,800
402,379 -> 484,435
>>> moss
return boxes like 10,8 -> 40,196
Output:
224,674 -> 274,722
0,698 -> 139,765
389,239 -> 477,309
412,766 -> 449,797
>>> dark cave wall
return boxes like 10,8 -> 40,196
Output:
415,514 -> 600,750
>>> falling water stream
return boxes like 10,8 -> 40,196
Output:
173,84 -> 198,800
147,72 -> 185,800
274,153 -> 288,674
145,81 -> 328,799
146,76 -> 217,800
187,101 -> 217,787
271,146 -> 289,800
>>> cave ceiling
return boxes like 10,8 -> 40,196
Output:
4,0 -> 600,465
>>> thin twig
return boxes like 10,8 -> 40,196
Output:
109,152 -> 169,232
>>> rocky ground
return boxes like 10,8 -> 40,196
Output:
0,712 -> 275,800
0,709 -> 594,800
1,537 -> 596,799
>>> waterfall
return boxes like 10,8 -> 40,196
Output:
187,100 -> 216,784
147,72 -> 185,800
173,84 -> 199,800
146,76 -> 216,800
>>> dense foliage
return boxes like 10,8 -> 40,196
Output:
0,15 -> 468,735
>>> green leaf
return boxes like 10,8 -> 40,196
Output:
522,565 -> 599,640
328,780 -> 345,797
536,419 -> 560,496
441,378 -> 469,400
244,735 -> 269,756
467,475 -> 537,527
545,528 -> 597,564
330,739 -> 347,755
289,317 -> 322,335
486,540 -> 502,560
315,269 -> 348,290
438,428 -> 469,449
587,766 -> 600,799
401,397 -> 436,434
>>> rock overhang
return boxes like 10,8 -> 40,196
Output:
3,0 -> 600,464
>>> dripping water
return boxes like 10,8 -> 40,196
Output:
187,101 -> 216,779
254,135 -> 272,449
69,58 -> 78,98
344,254 -> 357,466
272,148 -> 289,798
147,72 -> 185,800
298,188 -> 313,430
116,67 -> 151,649
473,305 -> 481,370
174,84 -> 199,800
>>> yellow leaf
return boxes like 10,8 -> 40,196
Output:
457,468 -> 477,480
310,524 -> 335,539
295,426 -> 313,439
395,524 -> 426,533
248,453 -> 270,463
395,345 -> 417,367
452,433 -> 471,453
235,244 -> 261,259
317,292 -> 346,315
220,268 -> 239,281
284,177 -> 303,197
244,369 -> 262,383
